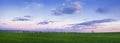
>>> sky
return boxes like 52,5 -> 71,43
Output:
0,0 -> 120,32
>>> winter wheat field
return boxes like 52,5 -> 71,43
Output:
0,0 -> 120,43
0,32 -> 120,43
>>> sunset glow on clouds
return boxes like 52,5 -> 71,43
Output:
0,0 -> 120,32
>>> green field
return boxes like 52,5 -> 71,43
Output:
0,32 -> 120,43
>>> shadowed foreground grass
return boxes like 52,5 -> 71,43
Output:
0,32 -> 120,43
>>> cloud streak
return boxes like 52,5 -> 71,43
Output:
37,20 -> 56,25
69,19 -> 117,29
72,19 -> 116,26
12,16 -> 32,21
24,15 -> 32,18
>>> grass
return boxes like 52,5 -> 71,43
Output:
0,32 -> 120,43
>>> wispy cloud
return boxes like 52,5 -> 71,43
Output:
12,16 -> 32,21
24,15 -> 32,18
24,2 -> 43,9
69,19 -> 117,29
37,20 -> 56,25
52,1 -> 81,15
96,8 -> 109,14
12,17 -> 31,21
0,23 -> 7,25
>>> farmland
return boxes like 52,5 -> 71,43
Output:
0,32 -> 120,43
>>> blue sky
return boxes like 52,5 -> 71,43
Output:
0,0 -> 120,32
